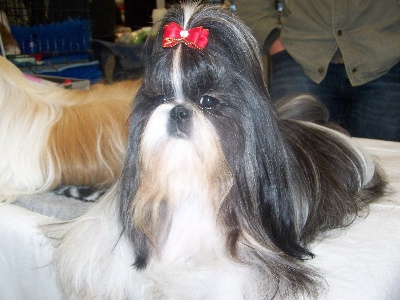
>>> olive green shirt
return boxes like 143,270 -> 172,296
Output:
235,0 -> 400,86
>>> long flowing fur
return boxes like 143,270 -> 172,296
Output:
45,3 -> 386,299
0,56 -> 140,202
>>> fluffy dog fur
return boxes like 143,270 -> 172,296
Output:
45,3 -> 386,299
0,56 -> 140,203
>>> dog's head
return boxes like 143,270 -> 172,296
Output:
119,3 -> 312,268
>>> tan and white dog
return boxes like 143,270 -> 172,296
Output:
0,56 -> 140,203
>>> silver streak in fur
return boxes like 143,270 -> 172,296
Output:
45,3 -> 386,299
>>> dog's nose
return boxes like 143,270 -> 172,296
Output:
169,105 -> 191,121
168,105 -> 192,138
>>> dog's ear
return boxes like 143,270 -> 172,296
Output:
230,114 -> 314,260
202,75 -> 313,260
118,88 -> 154,269
254,134 -> 316,260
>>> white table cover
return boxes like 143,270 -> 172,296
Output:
1,138 -> 399,299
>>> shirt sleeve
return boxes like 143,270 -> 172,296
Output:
235,0 -> 280,55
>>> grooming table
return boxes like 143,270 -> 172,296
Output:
1,138 -> 400,299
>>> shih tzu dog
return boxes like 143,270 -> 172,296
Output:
0,56 -> 140,203
45,3 -> 386,299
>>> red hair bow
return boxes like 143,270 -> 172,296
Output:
162,22 -> 209,50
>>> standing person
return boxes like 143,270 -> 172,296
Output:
235,0 -> 400,141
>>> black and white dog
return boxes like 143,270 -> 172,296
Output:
45,3 -> 386,299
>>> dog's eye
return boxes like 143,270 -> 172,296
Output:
198,95 -> 219,109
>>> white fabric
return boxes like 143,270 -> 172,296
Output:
0,205 -> 61,300
310,138 -> 400,300
0,138 -> 399,299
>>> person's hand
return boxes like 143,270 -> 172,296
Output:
268,38 -> 285,55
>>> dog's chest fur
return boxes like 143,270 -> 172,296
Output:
162,196 -> 222,261
137,197 -> 254,300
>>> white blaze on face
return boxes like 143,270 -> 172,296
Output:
170,2 -> 198,104
171,45 -> 184,103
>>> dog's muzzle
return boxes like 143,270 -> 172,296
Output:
168,105 -> 192,139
